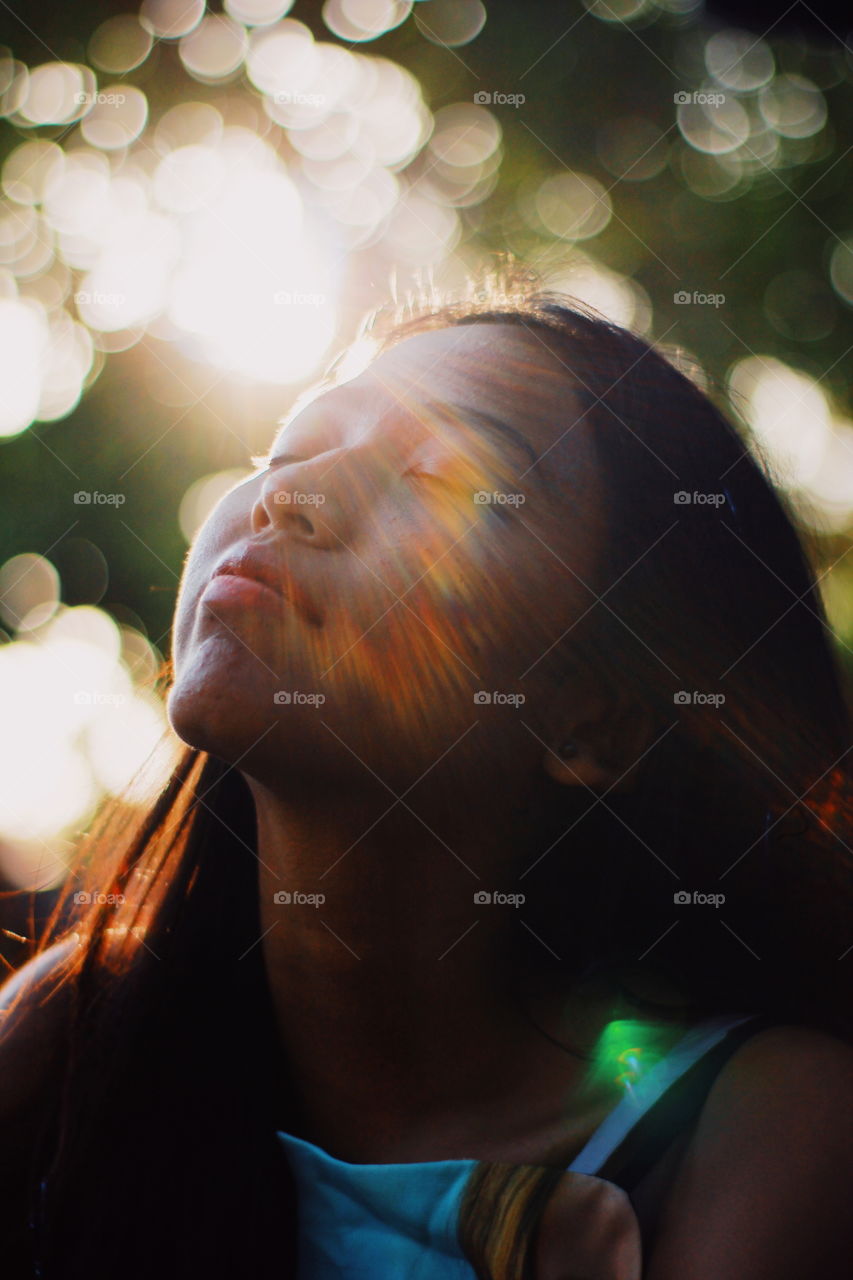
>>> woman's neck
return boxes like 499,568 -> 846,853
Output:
247,775 -> 689,1164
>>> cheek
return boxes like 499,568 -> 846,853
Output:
170,571 -> 198,674
170,491 -> 251,665
381,526 -> 532,676
451,526 -> 588,670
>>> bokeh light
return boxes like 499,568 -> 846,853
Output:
0,570 -> 179,884
80,85 -> 149,150
0,552 -> 60,631
830,238 -> 853,306
596,117 -> 669,182
139,0 -> 206,39
17,62 -> 91,126
0,10 -> 461,413
88,15 -> 154,74
759,74 -> 827,140
166,141 -> 337,381
582,0 -> 656,23
728,355 -> 853,531
225,0 -> 295,24
545,253 -> 653,333
0,295 -> 49,437
322,0 -> 413,44
179,15 -> 249,83
414,0 -> 486,47
704,30 -> 774,92
531,172 -> 613,241
763,270 -> 836,342
677,95 -> 750,155
178,467 -> 254,542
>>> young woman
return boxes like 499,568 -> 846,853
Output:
2,274 -> 853,1279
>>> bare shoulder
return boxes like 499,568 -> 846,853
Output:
694,1022 -> 853,1163
0,936 -> 80,1010
714,1020 -> 853,1083
0,936 -> 80,1124
701,1021 -> 853,1129
0,937 -> 81,1252
645,1023 -> 853,1280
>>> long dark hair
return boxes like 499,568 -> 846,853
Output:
4,270 -> 852,1278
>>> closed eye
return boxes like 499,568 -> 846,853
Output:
403,467 -> 460,493
404,468 -> 514,520
249,451 -> 305,472
403,467 -> 444,483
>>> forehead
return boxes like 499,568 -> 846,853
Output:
364,322 -> 581,428
277,321 -> 600,501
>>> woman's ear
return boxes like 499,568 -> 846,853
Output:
542,703 -> 658,793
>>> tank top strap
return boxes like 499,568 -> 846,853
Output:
566,1012 -> 775,1189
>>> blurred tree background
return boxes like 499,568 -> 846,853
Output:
0,0 -> 851,948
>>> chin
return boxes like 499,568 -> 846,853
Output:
166,674 -> 261,762
166,687 -> 221,756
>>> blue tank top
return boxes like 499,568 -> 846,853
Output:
276,1012 -> 760,1279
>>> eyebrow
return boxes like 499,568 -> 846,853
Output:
447,406 -> 540,474
261,392 -> 542,478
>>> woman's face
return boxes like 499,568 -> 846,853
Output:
168,322 -> 606,794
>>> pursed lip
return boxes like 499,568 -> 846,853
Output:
209,546 -> 323,628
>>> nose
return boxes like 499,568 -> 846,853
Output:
250,453 -> 364,549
